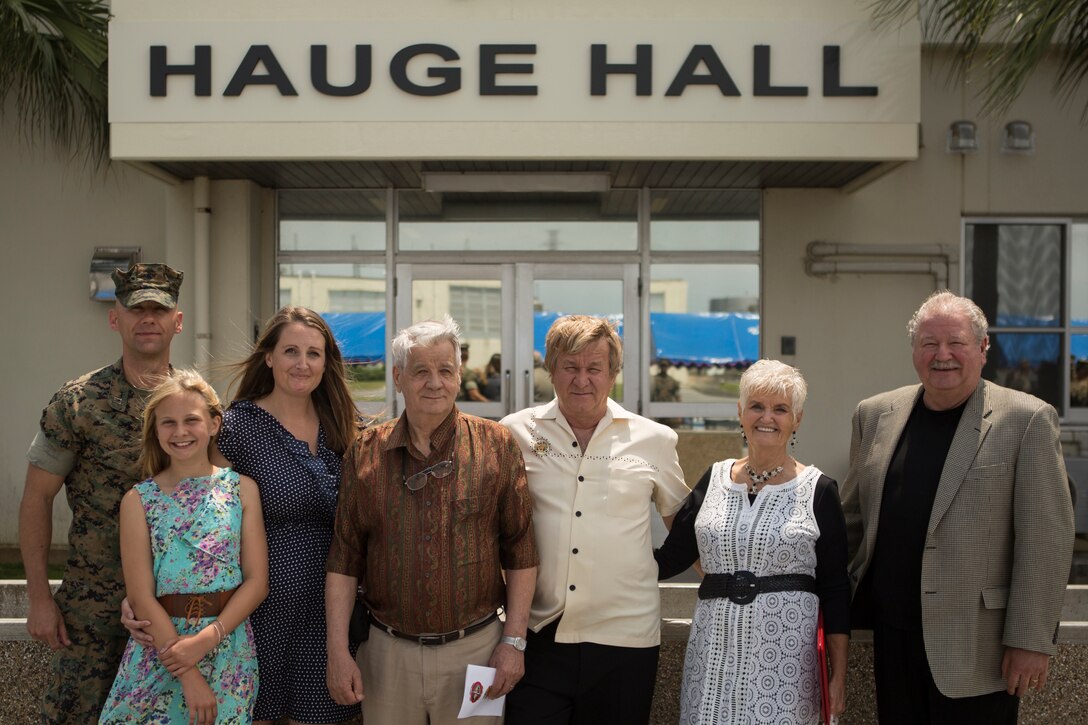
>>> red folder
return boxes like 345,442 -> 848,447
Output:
817,609 -> 831,724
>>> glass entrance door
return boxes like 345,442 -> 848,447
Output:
393,263 -> 638,418
395,264 -> 513,420
512,263 -> 639,413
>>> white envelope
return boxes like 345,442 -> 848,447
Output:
457,664 -> 505,719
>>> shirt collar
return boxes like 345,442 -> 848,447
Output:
384,405 -> 460,457
109,358 -> 173,412
544,396 -> 632,430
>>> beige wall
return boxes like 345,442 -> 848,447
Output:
0,123 -> 185,547
207,180 -> 266,381
765,51 -> 1088,483
0,118 -> 271,545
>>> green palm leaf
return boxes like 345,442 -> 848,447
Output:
0,0 -> 110,166
873,0 -> 1088,119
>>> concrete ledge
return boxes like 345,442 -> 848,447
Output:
0,619 -> 32,641
4,581 -> 1087,725
0,580 -> 59,619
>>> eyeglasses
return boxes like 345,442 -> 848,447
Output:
403,452 -> 455,492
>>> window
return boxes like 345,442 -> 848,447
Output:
449,285 -> 502,337
279,190 -> 386,252
329,289 -> 384,313
275,187 -> 760,422
647,191 -> 761,429
1071,225 -> 1088,412
965,219 -> 1086,419
398,190 -> 637,252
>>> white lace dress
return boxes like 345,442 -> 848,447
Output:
680,460 -> 823,725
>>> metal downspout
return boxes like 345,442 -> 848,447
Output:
194,177 -> 211,366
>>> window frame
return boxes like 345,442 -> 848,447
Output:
961,216 -> 1086,423
276,186 -> 761,422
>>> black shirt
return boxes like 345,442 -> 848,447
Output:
867,396 -> 966,630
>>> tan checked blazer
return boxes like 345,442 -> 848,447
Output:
841,379 -> 1073,697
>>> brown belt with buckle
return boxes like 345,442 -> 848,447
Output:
157,589 -> 237,625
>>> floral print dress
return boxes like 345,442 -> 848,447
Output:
100,468 -> 258,724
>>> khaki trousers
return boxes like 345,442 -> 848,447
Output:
359,618 -> 504,725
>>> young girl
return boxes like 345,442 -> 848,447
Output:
100,370 -> 269,724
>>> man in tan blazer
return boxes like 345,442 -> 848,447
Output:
841,291 -> 1073,724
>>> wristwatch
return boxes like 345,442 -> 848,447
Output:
500,635 -> 528,651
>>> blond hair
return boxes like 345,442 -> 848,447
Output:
544,315 -> 623,376
139,369 -> 223,478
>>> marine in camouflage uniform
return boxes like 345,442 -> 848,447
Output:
456,342 -> 487,402
652,361 -> 682,428
20,263 -> 183,724
30,363 -> 157,722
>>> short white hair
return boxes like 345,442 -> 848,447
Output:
391,315 -> 462,370
738,359 -> 807,421
907,291 -> 989,349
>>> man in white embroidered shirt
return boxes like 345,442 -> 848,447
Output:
501,315 -> 689,725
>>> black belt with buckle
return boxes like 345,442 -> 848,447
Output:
372,611 -> 500,646
698,571 -> 817,605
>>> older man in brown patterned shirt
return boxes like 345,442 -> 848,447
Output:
326,316 -> 538,725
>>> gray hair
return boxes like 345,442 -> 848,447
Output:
391,315 -> 462,370
738,359 -> 808,422
907,291 -> 989,348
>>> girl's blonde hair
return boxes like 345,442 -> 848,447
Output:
139,369 -> 223,478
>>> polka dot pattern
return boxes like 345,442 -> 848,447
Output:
219,401 -> 361,723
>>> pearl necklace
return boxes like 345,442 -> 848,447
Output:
744,463 -> 785,494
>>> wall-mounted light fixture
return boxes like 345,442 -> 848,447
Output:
1001,120 -> 1035,154
90,246 -> 141,302
947,121 -> 979,153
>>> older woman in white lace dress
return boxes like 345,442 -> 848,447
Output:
656,360 -> 850,724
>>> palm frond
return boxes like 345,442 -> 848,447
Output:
871,0 -> 1088,120
0,0 -> 110,167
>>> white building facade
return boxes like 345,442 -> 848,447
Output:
3,0 -> 1087,544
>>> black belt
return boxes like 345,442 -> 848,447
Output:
698,571 -> 817,605
372,611 -> 499,646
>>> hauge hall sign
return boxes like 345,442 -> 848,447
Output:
109,20 -> 918,125
146,43 -> 876,100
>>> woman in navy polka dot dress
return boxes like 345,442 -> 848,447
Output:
216,307 -> 364,725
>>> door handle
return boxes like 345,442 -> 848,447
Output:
504,369 -> 512,414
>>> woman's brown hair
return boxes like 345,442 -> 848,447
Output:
228,306 -> 360,455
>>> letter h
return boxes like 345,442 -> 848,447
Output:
150,46 -> 212,97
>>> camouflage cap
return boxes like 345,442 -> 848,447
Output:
111,263 -> 184,308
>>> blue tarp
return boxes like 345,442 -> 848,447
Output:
988,319 -> 1088,365
324,310 -> 760,367
322,310 -> 1085,367
323,312 -> 386,364
532,311 -> 759,367
1075,332 -> 1088,360
531,312 -> 626,361
650,312 -> 760,367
